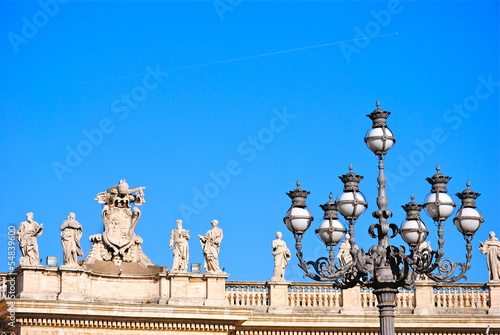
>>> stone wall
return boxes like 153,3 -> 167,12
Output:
1,267 -> 499,335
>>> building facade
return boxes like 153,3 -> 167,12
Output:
3,181 -> 500,335
1,265 -> 499,335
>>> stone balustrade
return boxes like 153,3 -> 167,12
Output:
433,284 -> 490,308
226,280 -> 497,315
2,268 -> 498,315
287,283 -> 342,308
226,281 -> 269,307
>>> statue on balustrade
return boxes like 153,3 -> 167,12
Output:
60,212 -> 83,267
337,233 -> 353,266
199,220 -> 223,273
84,179 -> 152,267
416,241 -> 432,281
479,231 -> 500,282
271,231 -> 291,281
16,212 -> 43,266
170,219 -> 190,272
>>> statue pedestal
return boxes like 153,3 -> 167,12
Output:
58,266 -> 88,301
167,272 -> 203,306
341,287 -> 368,315
413,280 -> 435,315
489,282 -> 500,315
167,272 -> 229,307
204,272 -> 230,307
15,266 -> 59,300
267,280 -> 291,313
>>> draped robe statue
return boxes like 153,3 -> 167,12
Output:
170,219 -> 190,272
271,232 -> 291,281
16,212 -> 43,266
199,220 -> 223,273
60,212 -> 83,267
480,231 -> 500,281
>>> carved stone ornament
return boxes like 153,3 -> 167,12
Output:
84,179 -> 152,267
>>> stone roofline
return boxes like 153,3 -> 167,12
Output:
2,267 -> 500,334
2,266 -> 499,315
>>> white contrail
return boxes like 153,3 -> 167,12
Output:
167,32 -> 399,71
4,32 -> 399,96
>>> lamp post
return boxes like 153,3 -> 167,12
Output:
283,102 -> 484,335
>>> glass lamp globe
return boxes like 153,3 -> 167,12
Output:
337,191 -> 367,220
284,207 -> 313,234
454,207 -> 483,235
316,219 -> 346,247
424,192 -> 455,221
365,127 -> 395,155
453,181 -> 483,236
400,219 -> 428,247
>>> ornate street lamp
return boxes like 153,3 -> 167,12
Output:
283,102 -> 483,335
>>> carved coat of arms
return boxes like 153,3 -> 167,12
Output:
84,179 -> 152,267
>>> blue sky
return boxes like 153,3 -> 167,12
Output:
1,0 -> 499,283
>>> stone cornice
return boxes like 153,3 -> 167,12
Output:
241,310 -> 498,329
16,317 -> 236,332
3,300 -> 252,321
2,299 -> 498,333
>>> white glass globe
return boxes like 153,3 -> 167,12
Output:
285,207 -> 312,233
424,193 -> 455,220
338,192 -> 366,219
400,220 -> 428,246
317,219 -> 345,246
454,207 -> 482,235
365,127 -> 395,154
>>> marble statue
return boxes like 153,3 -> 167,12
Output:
199,220 -> 223,273
416,241 -> 433,281
337,234 -> 353,266
84,179 -> 152,267
479,231 -> 500,282
16,212 -> 43,266
271,232 -> 291,281
170,219 -> 190,272
60,212 -> 83,267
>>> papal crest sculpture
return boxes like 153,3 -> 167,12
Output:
84,179 -> 153,267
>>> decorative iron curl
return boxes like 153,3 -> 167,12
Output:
295,247 -> 361,288
388,223 -> 399,238
425,258 -> 469,283
368,223 -> 399,239
368,223 -> 380,238
406,234 -> 474,283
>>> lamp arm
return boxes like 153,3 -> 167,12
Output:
424,234 -> 473,283
294,233 -> 312,277
292,230 -> 361,288
407,225 -> 475,283
410,221 -> 446,274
